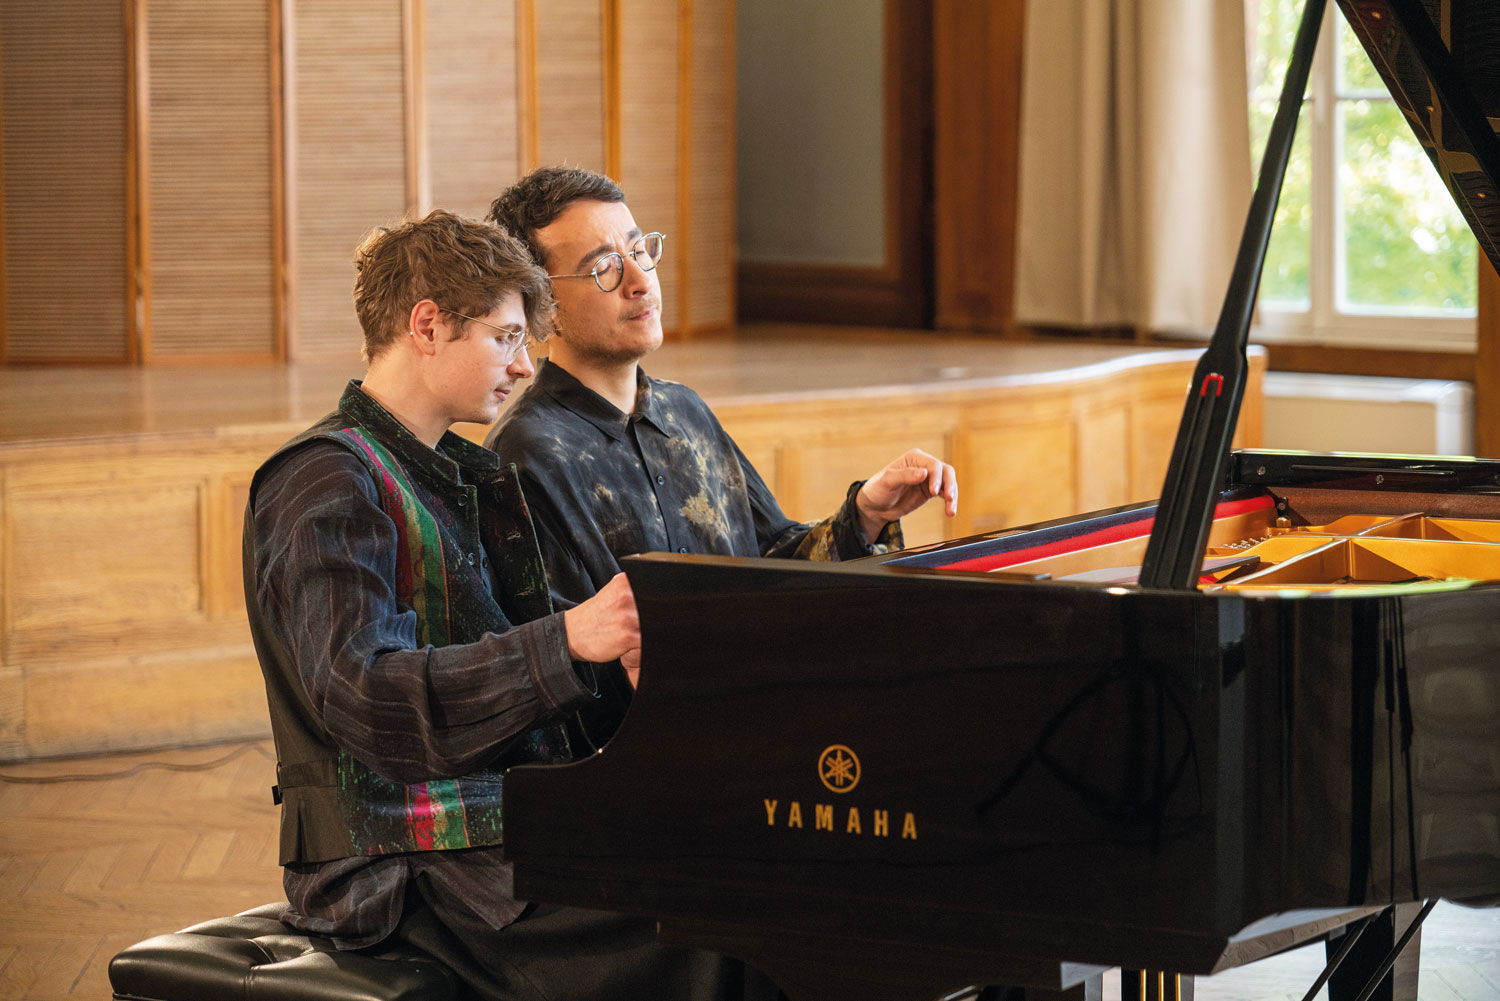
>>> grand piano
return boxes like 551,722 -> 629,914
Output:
502,1 -> 1500,999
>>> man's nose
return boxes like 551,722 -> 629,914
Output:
509,343 -> 536,377
618,254 -> 653,296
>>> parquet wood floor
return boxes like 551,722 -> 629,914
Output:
0,741 -> 283,1000
0,740 -> 1494,1000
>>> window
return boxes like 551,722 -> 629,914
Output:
1247,0 -> 1477,351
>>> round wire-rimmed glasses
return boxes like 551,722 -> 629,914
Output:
443,309 -> 535,360
549,232 -> 666,292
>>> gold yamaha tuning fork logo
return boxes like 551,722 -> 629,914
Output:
763,742 -> 917,838
818,744 -> 860,793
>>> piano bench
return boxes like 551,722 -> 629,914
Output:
107,902 -> 459,1001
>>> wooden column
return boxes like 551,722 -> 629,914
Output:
932,0 -> 1024,333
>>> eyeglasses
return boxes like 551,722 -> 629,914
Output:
443,309 -> 535,360
549,232 -> 666,292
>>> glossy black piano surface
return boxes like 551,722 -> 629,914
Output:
501,1 -> 1500,998
502,452 -> 1500,998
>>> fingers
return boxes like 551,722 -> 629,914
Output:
563,573 -> 640,663
863,449 -> 959,521
938,461 -> 959,516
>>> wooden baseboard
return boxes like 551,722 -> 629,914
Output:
737,262 -> 928,328
1263,343 -> 1474,381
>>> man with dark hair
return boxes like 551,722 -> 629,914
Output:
485,167 -> 958,729
244,209 -> 764,1000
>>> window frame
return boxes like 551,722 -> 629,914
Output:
1251,2 -> 1477,354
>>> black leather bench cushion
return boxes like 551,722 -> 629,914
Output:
109,903 -> 458,1001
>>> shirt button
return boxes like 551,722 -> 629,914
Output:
456,497 -> 465,507
655,475 -> 665,485
678,547 -> 687,553
466,553 -> 476,565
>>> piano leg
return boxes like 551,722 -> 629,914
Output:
1324,901 -> 1425,1001
1119,970 -> 1194,1001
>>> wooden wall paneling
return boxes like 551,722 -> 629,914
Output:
1477,257 -> 1499,458
1074,404 -> 1131,513
279,0 -> 298,356
729,434 -> 781,503
1128,372 -> 1202,504
959,413 -> 1077,534
1,432 -> 286,760
207,474 -> 253,622
289,0 -> 408,358
0,466 -> 19,760
533,0 -> 607,173
675,0 -> 692,334
9,482 -> 204,634
133,0 -> 152,362
1,1 -> 133,363
269,0 -> 287,360
799,430 -> 951,547
716,392 -> 956,544
0,35 -> 6,363
619,0 -> 680,331
423,0 -> 522,220
603,0 -> 622,179
932,0 -> 1024,332
686,0 -> 735,333
517,0 -> 541,173
142,0 -> 278,362
403,0 -> 426,214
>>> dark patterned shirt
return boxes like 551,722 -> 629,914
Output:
247,383 -> 596,948
486,359 -> 901,604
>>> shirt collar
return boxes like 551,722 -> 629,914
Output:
338,380 -> 504,486
535,359 -> 674,441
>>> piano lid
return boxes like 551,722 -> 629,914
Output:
1336,0 -> 1500,275
1139,0 -> 1498,591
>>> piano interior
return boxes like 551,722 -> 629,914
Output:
929,485 -> 1500,593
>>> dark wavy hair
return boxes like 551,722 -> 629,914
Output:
487,166 -> 625,269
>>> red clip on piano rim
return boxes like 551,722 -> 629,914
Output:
937,494 -> 1276,573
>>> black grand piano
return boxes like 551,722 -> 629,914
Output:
502,1 -> 1500,998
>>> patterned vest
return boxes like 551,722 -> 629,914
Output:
247,389 -> 576,864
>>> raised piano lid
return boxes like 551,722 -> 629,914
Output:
1139,0 -> 1500,590
1336,0 -> 1500,275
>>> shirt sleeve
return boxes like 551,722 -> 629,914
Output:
736,439 -> 904,561
250,442 -> 595,785
516,462 -> 610,606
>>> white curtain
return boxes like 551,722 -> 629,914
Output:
1013,0 -> 1253,335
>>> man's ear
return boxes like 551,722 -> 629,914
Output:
408,299 -> 443,356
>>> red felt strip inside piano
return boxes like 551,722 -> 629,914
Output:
937,494 -> 1277,573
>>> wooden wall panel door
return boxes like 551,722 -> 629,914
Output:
1,1 -> 132,363
143,0 -> 278,361
736,0 -> 929,329
686,0 -> 735,333
932,0 -> 1023,332
289,0 -> 409,358
619,0 -> 680,331
424,0 -> 523,220
533,0 -> 607,173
